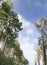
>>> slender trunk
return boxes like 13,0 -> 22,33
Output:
2,36 -> 7,54
35,61 -> 37,65
42,33 -> 46,65
42,41 -> 46,65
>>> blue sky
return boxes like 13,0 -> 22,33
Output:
12,0 -> 47,22
11,0 -> 47,65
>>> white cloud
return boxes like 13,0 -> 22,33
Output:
18,14 -> 39,65
18,35 -> 36,65
21,43 -> 36,65
18,14 -> 31,28
18,14 -> 34,35
0,44 -> 1,48
26,28 -> 33,35
18,14 -> 43,65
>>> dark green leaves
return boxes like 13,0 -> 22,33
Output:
2,2 -> 11,13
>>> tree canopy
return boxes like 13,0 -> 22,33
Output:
0,0 -> 29,65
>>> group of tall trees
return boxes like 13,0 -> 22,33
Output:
34,18 -> 47,65
0,0 -> 29,65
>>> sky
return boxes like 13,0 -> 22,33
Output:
11,0 -> 47,65
12,0 -> 47,22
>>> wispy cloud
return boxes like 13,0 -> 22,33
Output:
33,0 -> 47,10
27,0 -> 47,10
27,0 -> 42,7
18,14 -> 40,65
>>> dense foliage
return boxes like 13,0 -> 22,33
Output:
0,0 -> 29,65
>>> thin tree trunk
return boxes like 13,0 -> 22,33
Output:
2,36 -> 7,54
42,33 -> 46,65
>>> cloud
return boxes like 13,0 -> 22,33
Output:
26,28 -> 33,35
33,0 -> 41,6
18,14 -> 31,28
18,35 -> 36,65
18,14 -> 34,35
21,43 -> 36,65
33,0 -> 47,10
0,42 -> 2,48
18,14 -> 39,65
18,14 -> 43,65
27,0 -> 47,10
0,44 -> 1,48
26,0 -> 42,7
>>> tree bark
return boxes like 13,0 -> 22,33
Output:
42,33 -> 46,65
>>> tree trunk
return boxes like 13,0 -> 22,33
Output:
2,37 -> 7,54
42,33 -> 46,65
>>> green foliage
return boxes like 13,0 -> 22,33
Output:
0,51 -> 15,65
2,2 -> 11,13
2,0 -> 13,7
0,0 -> 29,65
